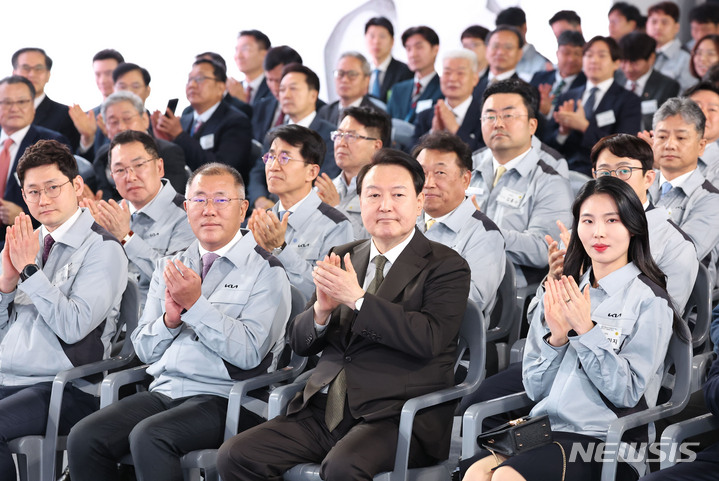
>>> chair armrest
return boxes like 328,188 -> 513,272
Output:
267,370 -> 314,419
659,413 -> 719,469
691,352 -> 717,392
224,364 -> 305,439
509,339 -> 526,365
461,392 -> 533,459
100,365 -> 150,408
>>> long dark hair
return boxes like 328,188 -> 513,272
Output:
563,176 -> 664,288
563,177 -> 686,339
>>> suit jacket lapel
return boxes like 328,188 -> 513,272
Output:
375,230 -> 430,302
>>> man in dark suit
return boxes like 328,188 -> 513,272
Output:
91,91 -> 187,200
188,52 -> 253,121
618,32 -> 680,131
0,76 -> 70,234
251,46 -> 304,142
152,58 -> 253,183
365,17 -> 413,104
387,26 -> 442,123
461,25 -> 490,80
318,52 -> 386,126
217,148 -> 471,481
472,26 -> 524,104
11,48 -> 79,151
548,36 -> 642,175
248,64 -> 338,210
413,50 -> 483,151
531,30 -> 587,118
227,30 -> 272,108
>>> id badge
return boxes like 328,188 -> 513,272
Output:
496,187 -> 524,208
200,134 -> 215,150
595,110 -> 616,128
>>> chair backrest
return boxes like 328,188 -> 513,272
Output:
390,118 -> 415,152
115,279 -> 140,359
457,300 -> 487,388
251,139 -> 264,161
568,170 -> 591,196
290,285 -> 308,322
682,263 -> 711,350
662,321 -> 693,408
486,257 -> 519,343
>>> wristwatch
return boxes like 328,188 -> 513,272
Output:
121,230 -> 134,246
271,242 -> 287,257
20,264 -> 40,282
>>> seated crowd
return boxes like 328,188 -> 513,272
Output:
1,2 -> 719,480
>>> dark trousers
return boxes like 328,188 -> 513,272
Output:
641,443 -> 719,480
457,361 -> 526,424
67,391 -> 228,481
217,393 -> 433,481
0,382 -> 98,480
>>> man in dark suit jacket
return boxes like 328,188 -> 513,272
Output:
217,148 -> 471,481
387,26 -> 442,123
248,64 -> 339,209
618,32 -> 680,131
0,76 -> 71,239
472,26 -> 525,104
548,36 -> 642,175
11,48 -> 79,151
227,30 -> 273,108
365,17 -> 413,103
153,58 -> 252,184
531,30 -> 587,118
413,50 -> 484,151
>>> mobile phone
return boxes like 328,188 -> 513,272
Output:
165,98 -> 179,117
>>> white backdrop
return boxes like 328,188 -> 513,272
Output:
0,0 -> 616,114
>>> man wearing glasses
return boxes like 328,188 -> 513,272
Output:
0,139 -> 127,481
67,162 -> 291,481
318,52 -> 386,126
469,79 -> 573,289
248,125 -> 353,301
413,49 -> 483,151
152,58 -> 253,184
314,106 -> 390,239
81,130 -> 194,306
11,48 -> 80,151
88,91 -> 188,201
0,76 -> 71,236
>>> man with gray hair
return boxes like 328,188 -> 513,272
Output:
413,49 -> 483,151
317,52 -> 386,126
91,90 -> 188,200
648,96 -> 719,284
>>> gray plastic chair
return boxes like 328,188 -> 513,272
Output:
659,412 -> 719,469
9,279 -> 139,481
683,263 -> 712,351
391,118 -> 416,152
274,300 -> 487,481
487,258 -> 520,371
462,321 -> 692,481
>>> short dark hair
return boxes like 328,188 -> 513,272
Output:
461,25 -> 491,42
195,52 -> 227,71
482,78 -> 538,120
648,1 -> 680,22
609,2 -> 644,25
192,58 -> 227,83
11,48 -> 52,70
619,32 -> 657,61
356,148 -> 425,196
549,10 -> 581,27
557,30 -> 586,48
280,63 -> 320,92
584,36 -> 621,62
108,130 -> 160,166
186,162 -> 246,198
93,49 -> 124,64
112,63 -> 151,86
684,80 -> 719,100
17,139 -> 78,187
365,17 -> 394,37
238,30 -> 271,51
412,131 -> 473,172
496,7 -> 527,27
401,26 -> 440,47
340,106 -> 392,147
690,3 -> 719,25
487,26 -> 525,49
590,133 -> 654,171
267,124 -> 326,168
264,46 -> 303,71
0,75 -> 36,99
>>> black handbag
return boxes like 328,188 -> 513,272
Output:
476,415 -> 553,456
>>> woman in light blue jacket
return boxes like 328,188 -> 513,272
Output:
465,176 -> 684,481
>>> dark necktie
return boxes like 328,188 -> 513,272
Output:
411,81 -> 422,109
551,79 -> 566,107
273,107 -> 285,127
42,234 -> 55,265
201,252 -> 219,280
192,119 -> 203,136
371,69 -> 382,98
325,255 -> 388,431
584,87 -> 599,120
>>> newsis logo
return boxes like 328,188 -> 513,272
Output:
568,442 -> 699,463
